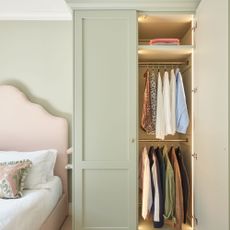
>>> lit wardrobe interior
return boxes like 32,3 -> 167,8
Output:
138,13 -> 194,230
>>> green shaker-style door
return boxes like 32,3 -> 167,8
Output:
74,10 -> 137,230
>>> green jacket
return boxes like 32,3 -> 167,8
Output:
162,146 -> 176,222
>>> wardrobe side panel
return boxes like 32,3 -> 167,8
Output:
74,10 -> 138,230
194,0 -> 229,229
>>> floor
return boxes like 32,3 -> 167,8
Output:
61,216 -> 192,230
139,218 -> 192,230
61,216 -> 72,230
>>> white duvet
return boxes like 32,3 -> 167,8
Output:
0,176 -> 62,230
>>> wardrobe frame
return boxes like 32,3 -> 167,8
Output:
65,1 -> 230,230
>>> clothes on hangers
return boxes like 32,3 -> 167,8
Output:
175,68 -> 189,134
148,146 -> 155,209
176,147 -> 190,224
168,147 -> 184,230
170,68 -> 177,135
152,148 -> 164,228
163,70 -> 172,135
141,66 -> 189,138
140,145 -> 189,229
162,146 -> 175,222
156,72 -> 165,139
154,147 -> 165,228
150,71 -> 157,132
141,147 -> 153,219
141,70 -> 155,134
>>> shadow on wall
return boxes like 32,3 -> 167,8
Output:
0,80 -> 72,146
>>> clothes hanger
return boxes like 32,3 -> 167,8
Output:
150,65 -> 156,76
144,65 -> 150,78
157,65 -> 160,73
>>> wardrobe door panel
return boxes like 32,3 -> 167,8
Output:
83,170 -> 129,227
74,10 -> 137,230
82,17 -> 130,161
194,0 -> 229,229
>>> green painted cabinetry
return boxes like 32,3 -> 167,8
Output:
73,10 -> 138,230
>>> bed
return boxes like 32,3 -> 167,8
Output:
0,85 -> 68,230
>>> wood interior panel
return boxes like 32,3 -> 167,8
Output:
138,13 -> 193,226
138,14 -> 193,45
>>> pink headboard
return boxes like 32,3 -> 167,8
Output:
0,85 -> 68,194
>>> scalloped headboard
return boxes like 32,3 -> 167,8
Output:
0,85 -> 68,194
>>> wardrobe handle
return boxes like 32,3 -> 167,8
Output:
131,138 -> 135,143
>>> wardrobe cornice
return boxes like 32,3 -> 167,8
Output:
65,0 -> 201,12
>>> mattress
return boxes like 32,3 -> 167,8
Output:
0,176 -> 62,230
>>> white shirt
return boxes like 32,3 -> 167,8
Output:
141,147 -> 152,219
156,72 -> 165,140
163,71 -> 172,135
170,69 -> 176,134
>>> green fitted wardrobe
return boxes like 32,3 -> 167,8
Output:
65,0 -> 229,229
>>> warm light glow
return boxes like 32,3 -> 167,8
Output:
138,49 -> 144,54
138,15 -> 147,23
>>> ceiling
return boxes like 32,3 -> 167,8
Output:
0,0 -> 72,20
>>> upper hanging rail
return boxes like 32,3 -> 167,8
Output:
139,61 -> 189,66
139,138 -> 189,142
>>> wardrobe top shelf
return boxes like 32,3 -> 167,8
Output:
138,45 -> 194,62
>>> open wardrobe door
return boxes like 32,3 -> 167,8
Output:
73,10 -> 138,230
194,0 -> 229,229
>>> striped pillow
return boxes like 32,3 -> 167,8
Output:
0,160 -> 32,199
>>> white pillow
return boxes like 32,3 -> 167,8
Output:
0,149 -> 57,189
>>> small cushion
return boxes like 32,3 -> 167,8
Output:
0,149 -> 57,189
0,160 -> 32,199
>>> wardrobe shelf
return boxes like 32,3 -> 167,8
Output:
138,45 -> 194,62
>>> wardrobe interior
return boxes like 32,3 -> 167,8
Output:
138,13 -> 194,230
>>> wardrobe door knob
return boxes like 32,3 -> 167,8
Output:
131,138 -> 135,143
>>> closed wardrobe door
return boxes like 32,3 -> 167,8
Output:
73,10 -> 138,230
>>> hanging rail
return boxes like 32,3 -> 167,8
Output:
139,60 -> 189,66
139,138 -> 188,143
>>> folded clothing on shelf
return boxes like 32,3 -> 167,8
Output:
149,38 -> 180,45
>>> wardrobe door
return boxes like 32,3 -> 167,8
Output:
74,10 -> 137,230
194,0 -> 229,229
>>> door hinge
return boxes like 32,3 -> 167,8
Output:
192,215 -> 199,226
192,87 -> 198,93
192,153 -> 198,160
192,21 -> 197,31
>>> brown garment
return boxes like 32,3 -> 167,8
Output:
169,147 -> 184,230
141,70 -> 154,134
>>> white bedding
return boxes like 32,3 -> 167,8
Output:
0,176 -> 62,230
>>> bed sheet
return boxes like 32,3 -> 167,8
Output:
0,176 -> 62,230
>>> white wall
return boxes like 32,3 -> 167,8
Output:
0,21 -> 73,201
0,21 -> 72,143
